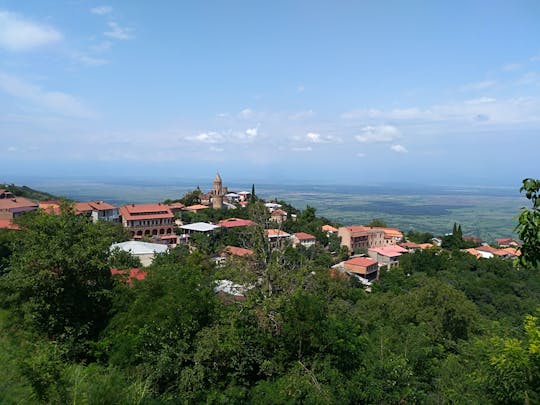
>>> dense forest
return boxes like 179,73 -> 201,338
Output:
0,180 -> 539,404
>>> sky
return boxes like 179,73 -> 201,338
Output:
0,1 -> 539,186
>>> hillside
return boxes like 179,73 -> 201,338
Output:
0,184 -> 61,202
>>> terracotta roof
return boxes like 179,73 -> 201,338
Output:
265,229 -> 290,238
119,203 -> 173,221
0,196 -> 38,211
168,202 -> 185,209
271,209 -> 287,216
75,201 -> 116,214
341,225 -> 379,236
222,245 -> 254,257
218,218 -> 255,228
39,202 -> 61,215
0,219 -> 19,230
465,248 -> 483,259
111,268 -> 147,285
345,257 -> 378,267
293,232 -> 316,241
368,245 -> 408,257
321,224 -> 338,233
183,204 -> 209,211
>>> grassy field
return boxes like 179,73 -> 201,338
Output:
27,180 -> 525,243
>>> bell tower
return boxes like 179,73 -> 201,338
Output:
212,172 -> 224,209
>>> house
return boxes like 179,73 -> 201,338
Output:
39,201 -> 62,215
270,209 -> 288,224
399,242 -> 434,253
496,238 -> 521,248
291,232 -> 317,248
476,245 -> 515,258
180,222 -> 220,234
119,203 -> 175,242
0,190 -> 38,219
265,229 -> 291,248
464,247 -> 493,259
338,226 -> 386,254
225,192 -> 241,203
110,241 -> 168,267
431,237 -> 443,246
342,256 -> 379,281
183,204 -> 210,213
265,202 -> 282,211
237,191 -> 251,202
221,245 -> 254,258
321,224 -> 338,236
218,218 -> 255,228
167,202 -> 185,215
376,228 -> 404,245
214,279 -> 252,302
368,245 -> 408,267
75,201 -> 119,223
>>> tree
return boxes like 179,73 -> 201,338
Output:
367,219 -> 387,228
250,184 -> 256,203
0,210 -> 115,353
516,178 -> 540,268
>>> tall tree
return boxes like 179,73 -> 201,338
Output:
516,178 -> 540,268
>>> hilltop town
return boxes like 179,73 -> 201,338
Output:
0,174 -> 522,291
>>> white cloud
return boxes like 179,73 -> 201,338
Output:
465,97 -> 496,105
91,6 -> 113,15
71,53 -> 108,66
245,127 -> 258,137
305,132 -> 342,144
239,108 -> 254,119
291,146 -> 312,152
356,125 -> 401,143
91,40 -> 112,52
357,152 -> 366,158
390,144 -> 408,153
104,21 -> 133,40
0,71 -> 97,118
186,131 -> 223,143
0,10 -> 62,51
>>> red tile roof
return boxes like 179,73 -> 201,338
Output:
321,224 -> 338,233
293,232 -> 316,241
183,204 -> 209,212
39,201 -> 61,215
222,245 -> 254,257
119,203 -> 173,221
111,268 -> 147,285
345,257 -> 378,267
369,245 -> 408,256
265,229 -> 290,237
74,201 -> 116,213
218,218 -> 256,228
0,196 -> 38,211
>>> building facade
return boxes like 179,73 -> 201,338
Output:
119,203 -> 175,239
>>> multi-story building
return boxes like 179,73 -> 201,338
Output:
75,201 -> 119,223
338,226 -> 386,254
119,203 -> 175,239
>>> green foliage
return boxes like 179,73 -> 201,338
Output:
109,247 -> 142,269
367,218 -> 387,227
406,229 -> 435,243
0,210 -> 116,353
516,178 -> 540,268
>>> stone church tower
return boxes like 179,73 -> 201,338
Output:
212,172 -> 224,209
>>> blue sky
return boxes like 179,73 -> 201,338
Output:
0,1 -> 539,186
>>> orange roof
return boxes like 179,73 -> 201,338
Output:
168,202 -> 185,209
39,201 -> 61,215
111,268 -> 147,285
0,219 -> 19,230
0,196 -> 38,211
75,201 -> 116,214
465,248 -> 483,259
218,218 -> 255,228
271,209 -> 287,216
119,203 -> 173,221
501,247 -> 521,257
293,232 -> 316,241
222,245 -> 254,257
344,257 -> 378,271
417,243 -> 434,249
265,229 -> 290,237
322,224 -> 338,233
183,204 -> 209,211
342,225 -> 379,236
